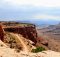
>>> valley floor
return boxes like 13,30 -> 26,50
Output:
37,29 -> 60,52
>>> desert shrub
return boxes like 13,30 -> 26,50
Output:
31,47 -> 45,53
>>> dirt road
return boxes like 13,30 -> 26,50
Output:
10,33 -> 28,52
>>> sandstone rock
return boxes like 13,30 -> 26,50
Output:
4,26 -> 37,43
0,46 -> 60,57
0,24 -> 4,41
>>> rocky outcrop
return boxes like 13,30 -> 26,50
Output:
0,24 -> 4,41
0,38 -> 60,57
37,37 -> 48,46
0,45 -> 60,57
4,25 -> 37,43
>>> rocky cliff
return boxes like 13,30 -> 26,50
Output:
0,22 -> 60,57
0,24 -> 4,41
3,23 -> 37,43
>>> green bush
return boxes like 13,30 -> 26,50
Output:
31,47 -> 45,53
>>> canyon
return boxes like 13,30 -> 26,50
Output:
0,22 -> 60,57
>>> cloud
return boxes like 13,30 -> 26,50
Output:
0,0 -> 60,21
0,0 -> 60,7
32,14 -> 60,20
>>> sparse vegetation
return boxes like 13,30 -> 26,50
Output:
31,47 -> 45,53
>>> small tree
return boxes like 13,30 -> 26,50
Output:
31,47 -> 45,53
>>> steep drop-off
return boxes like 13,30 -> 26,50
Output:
4,25 -> 37,43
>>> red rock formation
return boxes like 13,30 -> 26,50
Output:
0,24 -> 4,41
4,25 -> 37,43
37,37 -> 48,46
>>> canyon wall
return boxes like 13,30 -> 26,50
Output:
0,24 -> 4,41
4,25 -> 37,43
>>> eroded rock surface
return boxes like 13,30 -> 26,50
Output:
4,25 -> 37,43
0,24 -> 4,41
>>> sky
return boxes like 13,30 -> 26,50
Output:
0,0 -> 60,21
